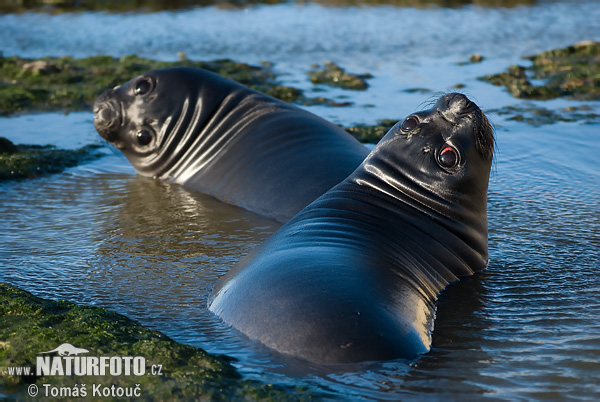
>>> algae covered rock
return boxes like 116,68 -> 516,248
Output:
0,137 -> 104,181
0,283 -> 317,400
0,55 -> 304,116
308,62 -> 373,90
480,41 -> 600,100
344,119 -> 398,143
488,103 -> 600,126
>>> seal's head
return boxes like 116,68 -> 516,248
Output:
377,92 -> 493,190
93,67 -> 233,178
358,92 -> 494,271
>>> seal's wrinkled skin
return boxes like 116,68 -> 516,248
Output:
93,67 -> 368,222
209,93 -> 494,364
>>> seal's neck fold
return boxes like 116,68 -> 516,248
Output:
347,148 -> 489,281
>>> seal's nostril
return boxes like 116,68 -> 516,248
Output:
93,99 -> 122,131
98,107 -> 116,124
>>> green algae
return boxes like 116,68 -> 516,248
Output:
0,137 -> 104,181
344,119 -> 398,143
0,55 -> 305,116
489,103 -> 600,126
0,283 -> 318,400
479,41 -> 600,101
308,62 -> 373,90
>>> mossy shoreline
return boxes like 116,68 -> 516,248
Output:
0,54 -> 308,116
0,55 -> 366,118
1,41 -> 598,181
0,283 -> 318,400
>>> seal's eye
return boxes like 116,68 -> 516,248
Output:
136,130 -> 153,146
439,146 -> 458,168
135,79 -> 152,96
401,116 -> 419,131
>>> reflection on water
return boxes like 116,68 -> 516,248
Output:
0,156 -> 280,355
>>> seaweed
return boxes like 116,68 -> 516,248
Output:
479,41 -> 600,101
0,283 -> 318,400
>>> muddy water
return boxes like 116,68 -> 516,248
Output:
1,1 -> 599,399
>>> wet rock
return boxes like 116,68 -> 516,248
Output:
344,119 -> 398,143
458,54 -> 485,65
470,54 -> 484,63
308,61 -> 372,90
264,85 -> 303,102
0,137 -> 19,155
0,138 -> 104,180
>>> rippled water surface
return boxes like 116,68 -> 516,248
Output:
1,1 -> 599,400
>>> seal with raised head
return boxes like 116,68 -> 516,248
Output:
93,67 -> 368,222
209,93 -> 494,364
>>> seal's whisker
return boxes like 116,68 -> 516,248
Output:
418,93 -> 444,111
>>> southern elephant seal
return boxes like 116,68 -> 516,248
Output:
93,67 -> 368,222
209,93 -> 494,364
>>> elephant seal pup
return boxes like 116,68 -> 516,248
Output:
209,93 -> 494,364
93,67 -> 368,222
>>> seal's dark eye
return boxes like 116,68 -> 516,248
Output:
401,116 -> 418,131
439,146 -> 458,168
135,79 -> 152,96
136,130 -> 152,146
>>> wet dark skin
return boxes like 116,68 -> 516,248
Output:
94,67 -> 368,222
210,93 -> 494,364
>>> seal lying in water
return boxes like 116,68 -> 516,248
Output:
209,93 -> 494,364
93,67 -> 368,222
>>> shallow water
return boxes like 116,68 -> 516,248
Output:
1,1 -> 599,400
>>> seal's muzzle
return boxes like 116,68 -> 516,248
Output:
93,91 -> 121,142
438,93 -> 478,120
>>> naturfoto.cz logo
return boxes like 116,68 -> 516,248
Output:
5,343 -> 163,398
5,342 -> 162,377
36,343 -> 151,377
